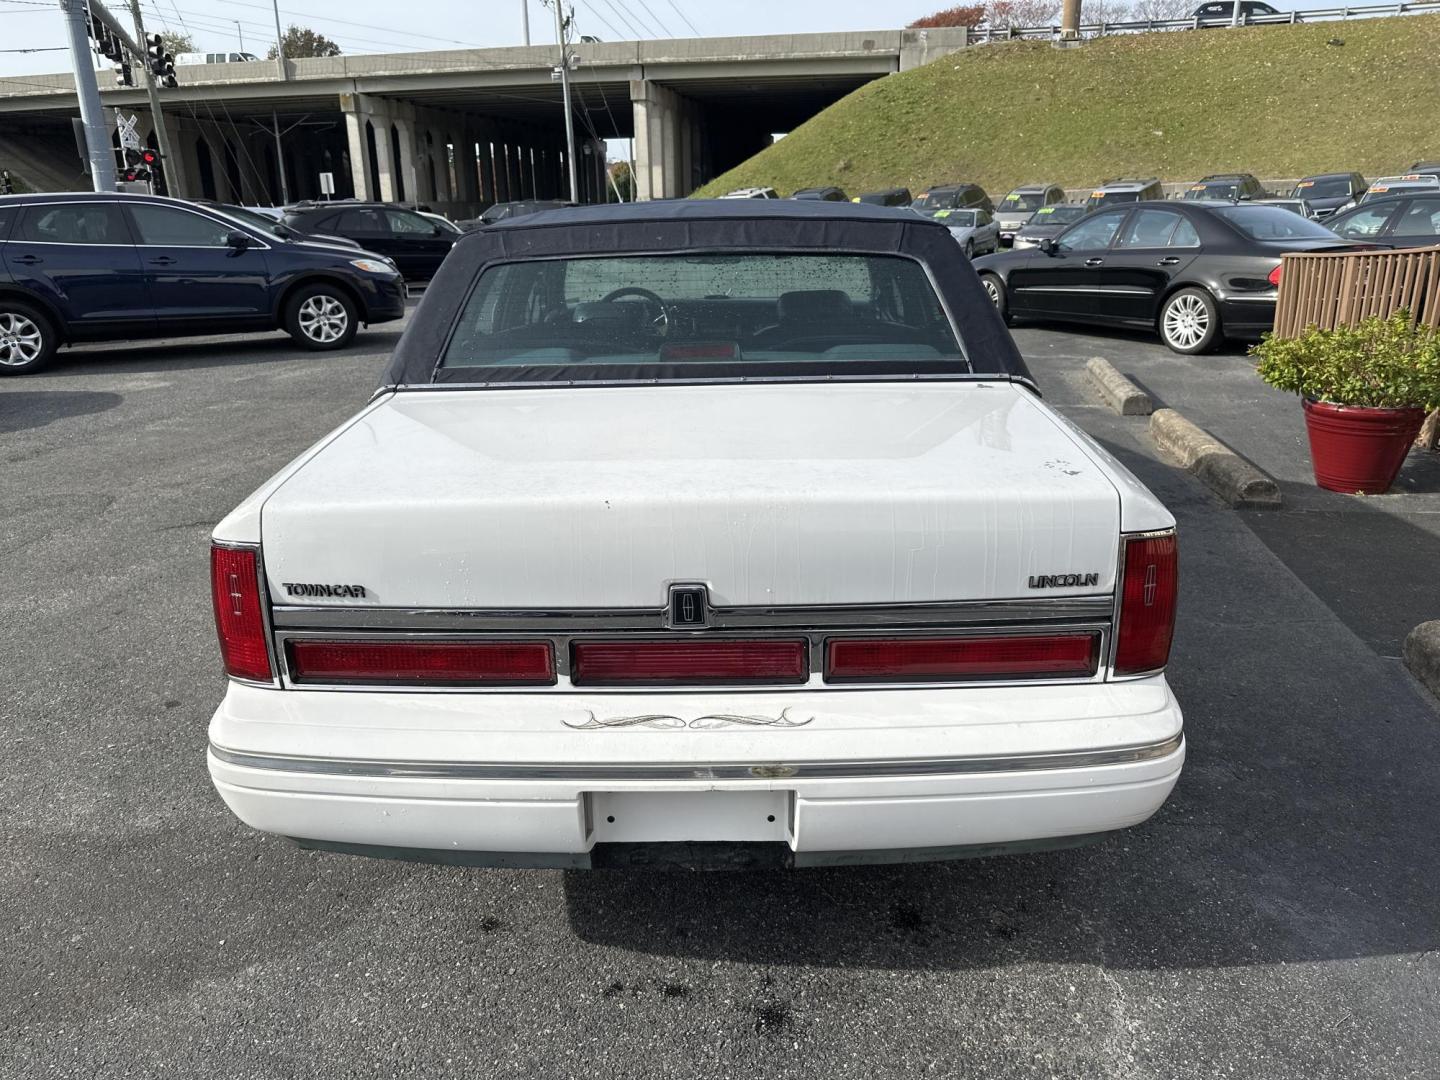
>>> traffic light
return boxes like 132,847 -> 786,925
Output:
114,59 -> 133,87
146,34 -> 178,89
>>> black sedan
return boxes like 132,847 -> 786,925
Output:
1327,192 -> 1440,250
281,201 -> 457,282
973,200 -> 1361,353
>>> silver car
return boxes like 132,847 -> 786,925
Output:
935,207 -> 1001,257
995,183 -> 1066,246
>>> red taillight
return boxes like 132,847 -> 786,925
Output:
210,544 -> 273,682
571,640 -> 808,686
1268,264 -> 1283,288
1113,532 -> 1178,676
825,633 -> 1099,682
288,640 -> 555,685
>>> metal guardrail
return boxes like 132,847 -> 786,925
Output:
970,0 -> 1440,41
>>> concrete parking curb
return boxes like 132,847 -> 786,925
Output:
1149,408 -> 1283,509
1085,357 -> 1153,416
1403,622 -> 1440,700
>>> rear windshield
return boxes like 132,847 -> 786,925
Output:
1212,205 -> 1336,240
937,210 -> 977,227
1362,181 -> 1439,202
1002,192 -> 1046,212
1028,206 -> 1086,225
912,190 -> 959,210
1087,190 -> 1140,207
1182,181 -> 1243,200
1293,178 -> 1352,199
439,252 -> 968,383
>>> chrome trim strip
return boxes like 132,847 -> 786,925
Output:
209,731 -> 1183,782
1014,285 -> 1152,296
272,596 -> 1115,632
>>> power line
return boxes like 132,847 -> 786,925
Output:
207,0 -> 487,49
632,0 -> 675,36
153,2 -> 435,55
590,0 -> 645,38
572,1 -> 625,40
663,0 -> 699,35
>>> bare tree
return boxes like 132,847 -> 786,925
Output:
1081,0 -> 1136,28
1127,0 -> 1194,21
983,0 -> 1062,28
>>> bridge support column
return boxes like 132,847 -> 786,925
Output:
631,80 -> 701,200
342,97 -> 376,201
341,93 -> 401,201
390,107 -> 419,205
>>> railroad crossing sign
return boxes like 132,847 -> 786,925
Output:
115,111 -> 142,151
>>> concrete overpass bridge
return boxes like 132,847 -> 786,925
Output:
0,28 -> 966,212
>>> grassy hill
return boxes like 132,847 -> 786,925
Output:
695,16 -> 1440,199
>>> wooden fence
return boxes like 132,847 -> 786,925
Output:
1272,244 -> 1440,449
1272,244 -> 1440,339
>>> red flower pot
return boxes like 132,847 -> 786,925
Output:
1302,399 -> 1425,494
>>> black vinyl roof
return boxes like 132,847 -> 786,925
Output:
382,199 -> 1032,388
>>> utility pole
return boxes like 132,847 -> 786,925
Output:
521,0 -> 531,45
237,21 -> 245,52
271,0 -> 288,80
1230,0 -> 1242,27
270,110 -> 288,203
129,0 -> 186,196
1060,0 -> 1081,39
58,0 -> 117,190
550,0 -> 578,203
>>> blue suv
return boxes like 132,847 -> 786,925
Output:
0,192 -> 407,375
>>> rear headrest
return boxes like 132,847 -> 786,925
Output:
777,289 -> 852,322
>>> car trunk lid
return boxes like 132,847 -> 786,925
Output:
259,381 -> 1123,610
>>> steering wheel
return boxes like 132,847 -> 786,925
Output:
599,287 -> 669,334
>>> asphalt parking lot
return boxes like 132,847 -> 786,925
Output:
3,315 -> 1439,1079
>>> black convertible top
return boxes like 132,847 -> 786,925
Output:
381,199 -> 1033,387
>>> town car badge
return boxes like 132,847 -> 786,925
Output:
281,582 -> 369,598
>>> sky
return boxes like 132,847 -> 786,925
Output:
0,0 -> 962,77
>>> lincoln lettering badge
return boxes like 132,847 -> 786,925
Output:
1027,573 -> 1100,589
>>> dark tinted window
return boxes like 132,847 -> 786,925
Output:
1293,177 -> 1353,199
913,190 -> 959,211
385,208 -> 435,234
440,252 -> 966,380
1213,205 -> 1336,240
128,205 -> 233,246
0,205 -> 16,241
16,203 -> 129,245
1117,209 -> 1190,248
335,208 -> 387,232
1088,189 -> 1141,208
1395,198 -> 1440,237
1330,203 -> 1397,239
1028,205 -> 1086,226
1058,209 -> 1126,250
1002,192 -> 1045,212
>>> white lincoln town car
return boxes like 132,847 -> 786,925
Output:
207,200 -> 1183,869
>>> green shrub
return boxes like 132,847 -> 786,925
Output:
1252,312 -> 1440,411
